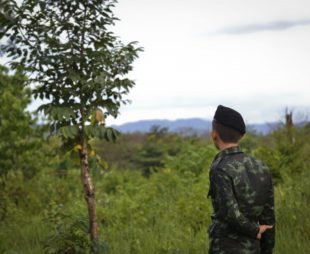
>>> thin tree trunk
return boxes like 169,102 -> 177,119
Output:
79,135 -> 99,252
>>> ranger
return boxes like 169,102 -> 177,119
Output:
208,105 -> 275,254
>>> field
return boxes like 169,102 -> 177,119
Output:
1,123 -> 310,254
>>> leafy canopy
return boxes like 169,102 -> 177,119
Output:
0,0 -> 142,141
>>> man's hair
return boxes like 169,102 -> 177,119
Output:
212,120 -> 243,143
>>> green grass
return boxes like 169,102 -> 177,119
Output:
1,167 -> 310,253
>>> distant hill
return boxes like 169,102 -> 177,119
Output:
112,118 -> 280,135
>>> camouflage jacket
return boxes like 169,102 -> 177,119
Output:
208,146 -> 275,254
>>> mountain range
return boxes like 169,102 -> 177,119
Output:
112,118 -> 280,135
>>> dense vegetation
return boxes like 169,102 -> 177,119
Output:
0,0 -> 142,250
0,67 -> 310,253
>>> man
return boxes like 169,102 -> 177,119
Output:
208,105 -> 275,254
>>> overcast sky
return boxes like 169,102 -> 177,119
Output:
104,0 -> 310,125
2,0 -> 310,125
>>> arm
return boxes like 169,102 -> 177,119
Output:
259,176 -> 275,254
211,168 -> 259,238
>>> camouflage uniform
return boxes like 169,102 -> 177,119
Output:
208,146 -> 275,254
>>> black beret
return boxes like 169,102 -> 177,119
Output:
213,105 -> 246,134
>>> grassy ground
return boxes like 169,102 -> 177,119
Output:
0,167 -> 309,253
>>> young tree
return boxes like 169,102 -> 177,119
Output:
0,0 -> 142,251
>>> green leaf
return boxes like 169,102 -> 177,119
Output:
0,0 -> 141,142
59,125 -> 79,139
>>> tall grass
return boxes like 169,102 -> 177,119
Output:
274,170 -> 310,254
1,166 -> 309,253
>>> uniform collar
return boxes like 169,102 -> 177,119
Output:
214,146 -> 242,161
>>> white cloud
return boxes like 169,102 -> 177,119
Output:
215,19 -> 310,35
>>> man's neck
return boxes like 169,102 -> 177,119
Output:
218,142 -> 239,151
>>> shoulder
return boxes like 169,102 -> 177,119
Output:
245,154 -> 270,173
218,152 -> 270,176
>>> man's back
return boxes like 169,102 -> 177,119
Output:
208,146 -> 275,254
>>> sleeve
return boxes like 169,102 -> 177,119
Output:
259,176 -> 275,254
211,168 -> 259,238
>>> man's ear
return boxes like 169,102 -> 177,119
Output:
211,129 -> 217,140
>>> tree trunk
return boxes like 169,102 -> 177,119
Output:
79,135 -> 99,252
285,108 -> 295,144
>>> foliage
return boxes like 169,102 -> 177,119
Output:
0,65 -> 48,178
274,168 -> 310,254
1,140 -> 309,254
253,125 -> 307,184
43,202 -> 91,254
164,140 -> 217,176
0,65 -> 30,174
0,0 -> 142,142
92,132 -> 146,170
132,126 -> 184,176
1,0 -> 142,249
